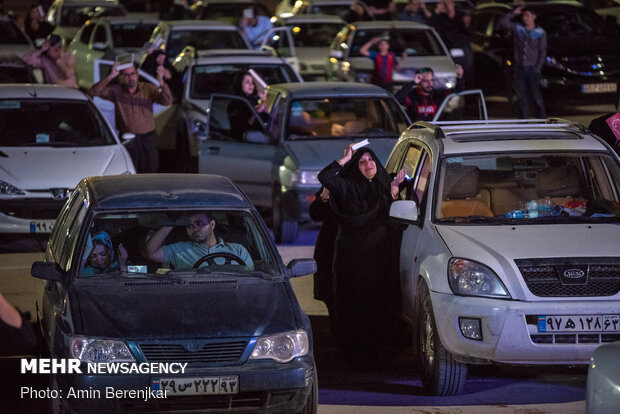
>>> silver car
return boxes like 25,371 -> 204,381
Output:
46,0 -> 128,43
587,340 -> 620,413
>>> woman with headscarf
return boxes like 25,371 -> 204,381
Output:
227,71 -> 267,140
318,143 -> 405,364
81,231 -> 128,275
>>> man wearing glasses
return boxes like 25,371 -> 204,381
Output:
142,212 -> 253,270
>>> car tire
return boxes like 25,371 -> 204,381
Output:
296,370 -> 318,414
417,280 -> 468,396
271,186 -> 299,244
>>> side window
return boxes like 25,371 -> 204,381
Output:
59,194 -> 87,271
92,25 -> 107,45
80,23 -> 95,45
400,144 -> 432,206
267,95 -> 284,141
49,191 -> 79,262
385,140 -> 408,173
208,95 -> 264,142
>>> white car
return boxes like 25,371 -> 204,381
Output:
46,0 -> 128,43
276,0 -> 375,21
69,16 -> 158,89
0,84 -> 135,237
386,119 -> 620,395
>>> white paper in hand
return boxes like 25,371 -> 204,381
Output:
116,54 -> 134,71
351,139 -> 369,151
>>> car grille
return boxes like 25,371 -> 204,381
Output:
530,333 -> 620,345
515,258 -> 620,297
138,340 -> 248,364
0,198 -> 65,220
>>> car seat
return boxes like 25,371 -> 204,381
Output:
440,164 -> 494,218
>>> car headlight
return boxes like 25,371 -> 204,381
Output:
0,180 -> 25,195
190,118 -> 208,140
435,76 -> 457,90
546,56 -> 565,70
250,330 -> 309,363
291,170 -> 320,186
448,258 -> 510,298
71,337 -> 135,363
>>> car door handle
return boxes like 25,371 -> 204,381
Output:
206,146 -> 220,154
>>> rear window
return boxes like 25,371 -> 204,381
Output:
287,22 -> 343,47
111,23 -> 157,48
166,30 -> 247,59
60,5 -> 127,27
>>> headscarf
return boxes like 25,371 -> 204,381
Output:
91,231 -> 115,265
232,71 -> 259,106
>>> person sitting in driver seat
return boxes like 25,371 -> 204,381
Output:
142,212 -> 253,270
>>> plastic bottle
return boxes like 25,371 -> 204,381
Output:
526,200 -> 538,218
505,210 -> 523,219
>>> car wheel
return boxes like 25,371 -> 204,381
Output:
417,280 -> 467,396
271,187 -> 299,244
296,371 -> 318,414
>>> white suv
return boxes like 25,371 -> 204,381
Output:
386,119 -> 620,395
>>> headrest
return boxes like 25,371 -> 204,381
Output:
443,164 -> 479,199
536,166 -> 580,197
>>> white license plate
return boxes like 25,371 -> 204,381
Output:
152,376 -> 238,396
538,314 -> 620,332
30,220 -> 55,233
581,83 -> 617,93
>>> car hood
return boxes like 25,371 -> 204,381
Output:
74,278 -> 298,338
0,146 -> 130,189
283,137 -> 397,169
437,224 -> 620,261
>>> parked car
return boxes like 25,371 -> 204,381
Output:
32,173 -> 317,414
270,14 -> 346,81
155,48 -> 302,172
69,16 -> 158,89
0,84 -> 134,241
582,0 -> 620,24
386,118 -> 620,395
46,0 -> 128,43
325,20 -> 458,92
195,0 -> 272,26
469,1 -> 620,107
277,0 -> 375,21
0,15 -> 35,56
586,341 -> 620,414
200,82 -> 411,243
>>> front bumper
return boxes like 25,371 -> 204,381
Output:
54,357 -> 316,413
542,73 -> 619,105
430,290 -> 620,365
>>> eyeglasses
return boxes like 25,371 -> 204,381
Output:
186,220 -> 209,230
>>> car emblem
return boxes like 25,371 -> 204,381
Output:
50,188 -> 71,200
185,341 -> 199,352
563,269 -> 585,279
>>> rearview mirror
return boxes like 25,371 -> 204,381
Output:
121,132 -> 135,141
287,259 -> 316,278
389,200 -> 419,224
31,261 -> 65,283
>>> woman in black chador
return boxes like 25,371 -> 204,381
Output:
318,144 -> 404,363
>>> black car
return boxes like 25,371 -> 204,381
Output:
469,1 -> 620,107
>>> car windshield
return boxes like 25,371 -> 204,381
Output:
190,63 -> 299,99
60,5 -> 126,27
78,210 -> 280,278
110,22 -> 157,48
434,153 -> 620,224
309,4 -> 369,21
535,7 -> 602,37
0,20 -> 31,45
0,99 -> 116,147
286,97 -> 409,140
166,30 -> 247,59
350,29 -> 444,57
287,22 -> 343,47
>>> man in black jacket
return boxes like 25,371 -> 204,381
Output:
394,65 -> 463,121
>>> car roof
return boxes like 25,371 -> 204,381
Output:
82,174 -> 252,210
161,20 -> 239,30
0,84 -> 88,100
350,20 -> 431,30
268,81 -> 394,97
280,13 -> 346,23
405,119 -> 610,155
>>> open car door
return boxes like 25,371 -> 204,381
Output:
260,27 -> 300,74
433,89 -> 488,122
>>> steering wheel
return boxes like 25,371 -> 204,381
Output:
193,252 -> 246,268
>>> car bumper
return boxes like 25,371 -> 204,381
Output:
54,357 -> 316,413
542,75 -> 619,105
430,290 -> 620,365
0,198 -> 64,234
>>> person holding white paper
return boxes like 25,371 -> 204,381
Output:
22,34 -> 77,89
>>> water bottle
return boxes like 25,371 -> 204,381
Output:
505,210 -> 524,219
526,200 -> 538,218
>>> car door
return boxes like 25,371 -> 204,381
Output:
200,94 -> 278,208
71,21 -> 96,88
261,27 -> 300,74
433,89 -> 488,121
86,23 -> 109,85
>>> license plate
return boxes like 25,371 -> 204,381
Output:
30,220 -> 55,233
538,314 -> 620,332
152,376 -> 238,396
581,83 -> 617,93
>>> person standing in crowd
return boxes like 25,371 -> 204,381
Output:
499,6 -> 547,118
398,0 -> 427,23
89,61 -> 172,173
24,5 -> 53,42
309,186 -> 338,328
0,290 -> 36,356
366,0 -> 395,20
240,7 -> 273,50
159,0 -> 194,20
360,34 -> 406,90
394,64 -> 464,121
318,144 -> 405,366
22,34 -> 78,89
140,44 -> 181,101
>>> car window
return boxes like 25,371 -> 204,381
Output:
0,20 -> 31,45
435,153 -> 620,223
0,99 -> 117,147
286,22 -> 343,47
286,97 -> 409,140
208,95 -> 265,142
110,22 -> 157,48
79,22 -> 95,44
350,29 -> 444,57
60,5 -> 126,28
400,145 -> 431,204
92,24 -> 107,44
310,5 -> 371,21
166,30 -> 247,59
0,64 -> 35,84
61,194 -> 87,271
78,210 -> 280,277
50,190 -> 81,263
190,64 -> 298,100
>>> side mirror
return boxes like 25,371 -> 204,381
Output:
31,261 -> 65,283
287,258 -> 317,278
121,132 -> 135,142
389,200 -> 419,224
329,50 -> 343,59
245,130 -> 271,144
92,42 -> 107,51
450,48 -> 464,58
